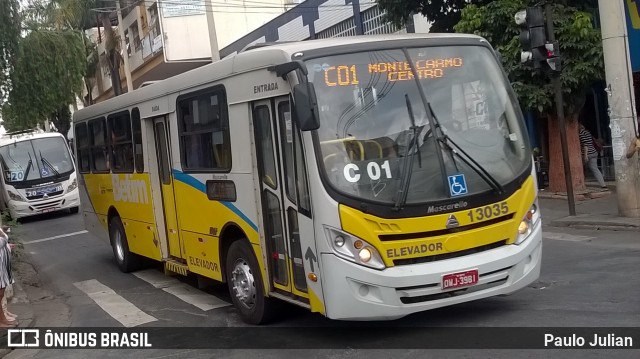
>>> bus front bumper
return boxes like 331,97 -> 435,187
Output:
8,189 -> 80,219
321,220 -> 542,321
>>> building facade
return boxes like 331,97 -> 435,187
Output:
89,0 -> 289,103
87,0 -> 430,104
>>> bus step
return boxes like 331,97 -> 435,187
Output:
164,260 -> 189,276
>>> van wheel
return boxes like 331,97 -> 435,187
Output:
69,207 -> 79,214
109,216 -> 142,273
226,240 -> 276,325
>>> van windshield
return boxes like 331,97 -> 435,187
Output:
0,137 -> 74,183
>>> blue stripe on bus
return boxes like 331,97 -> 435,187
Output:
171,169 -> 258,232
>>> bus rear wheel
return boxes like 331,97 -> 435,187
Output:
225,240 -> 276,325
109,216 -> 142,273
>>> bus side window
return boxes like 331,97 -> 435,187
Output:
75,122 -> 91,173
89,117 -> 108,172
177,86 -> 231,172
132,108 -> 144,173
107,111 -> 134,173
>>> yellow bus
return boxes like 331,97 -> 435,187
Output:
73,34 -> 542,324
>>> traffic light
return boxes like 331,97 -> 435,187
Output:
544,41 -> 561,73
514,7 -> 562,74
515,7 -> 545,49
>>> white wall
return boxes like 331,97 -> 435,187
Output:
160,0 -> 287,61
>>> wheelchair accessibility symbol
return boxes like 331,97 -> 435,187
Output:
448,174 -> 468,197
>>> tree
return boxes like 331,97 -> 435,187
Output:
377,0 -> 492,32
50,105 -> 71,138
2,29 -> 86,132
100,12 -> 123,97
1,0 -> 118,135
455,0 -> 604,193
0,0 -> 21,101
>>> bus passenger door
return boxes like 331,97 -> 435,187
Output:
253,97 -> 312,302
153,117 -> 183,259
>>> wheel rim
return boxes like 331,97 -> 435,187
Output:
114,229 -> 125,262
231,258 -> 256,309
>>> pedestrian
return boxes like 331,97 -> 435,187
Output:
625,132 -> 640,159
578,123 -> 607,189
0,225 -> 17,327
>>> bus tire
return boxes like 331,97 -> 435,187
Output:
225,240 -> 276,325
69,207 -> 79,214
109,216 -> 142,273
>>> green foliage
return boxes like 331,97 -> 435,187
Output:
51,105 -> 72,139
377,0 -> 492,33
2,29 -> 86,131
454,0 -> 604,116
0,0 -> 21,101
1,0 -> 103,130
377,0 -> 600,33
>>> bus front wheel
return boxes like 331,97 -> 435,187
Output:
225,240 -> 276,325
109,216 -> 142,273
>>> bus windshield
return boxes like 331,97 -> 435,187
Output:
0,136 -> 74,183
306,45 -> 531,205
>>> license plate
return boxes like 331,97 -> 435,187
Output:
442,269 -> 479,290
39,208 -> 55,213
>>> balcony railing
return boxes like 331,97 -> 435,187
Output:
141,32 -> 163,59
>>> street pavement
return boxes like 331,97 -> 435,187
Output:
0,190 -> 639,358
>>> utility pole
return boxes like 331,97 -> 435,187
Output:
515,6 -> 575,215
116,0 -> 134,92
599,0 -> 640,217
545,4 -> 576,216
205,0 -> 220,62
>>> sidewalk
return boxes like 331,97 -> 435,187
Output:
0,250 -> 35,356
539,183 -> 640,231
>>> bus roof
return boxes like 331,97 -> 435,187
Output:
73,33 -> 487,122
0,131 -> 65,148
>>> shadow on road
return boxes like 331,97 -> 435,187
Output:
15,209 -> 79,224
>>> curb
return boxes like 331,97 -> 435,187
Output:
549,216 -> 640,231
538,190 -> 612,201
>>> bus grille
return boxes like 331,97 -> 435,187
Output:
378,214 -> 513,241
399,278 -> 509,304
393,240 -> 508,266
26,190 -> 64,200
396,265 -> 512,304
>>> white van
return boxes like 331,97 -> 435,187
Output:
0,131 -> 80,219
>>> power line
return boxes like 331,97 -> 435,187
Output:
89,0 -> 380,14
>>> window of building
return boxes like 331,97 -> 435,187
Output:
89,117 -> 109,172
75,122 -> 91,173
177,86 -> 231,171
131,21 -> 141,51
132,108 -> 144,173
108,111 -> 134,173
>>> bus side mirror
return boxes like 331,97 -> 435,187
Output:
293,83 -> 320,131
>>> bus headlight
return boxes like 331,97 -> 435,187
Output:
515,201 -> 540,245
324,226 -> 385,270
8,190 -> 25,202
67,178 -> 78,192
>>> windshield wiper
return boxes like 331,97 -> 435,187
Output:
23,153 -> 33,181
394,95 -> 423,209
39,150 -> 61,178
402,48 -> 450,201
426,102 -> 504,194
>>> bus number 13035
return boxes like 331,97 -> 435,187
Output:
467,202 -> 509,222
